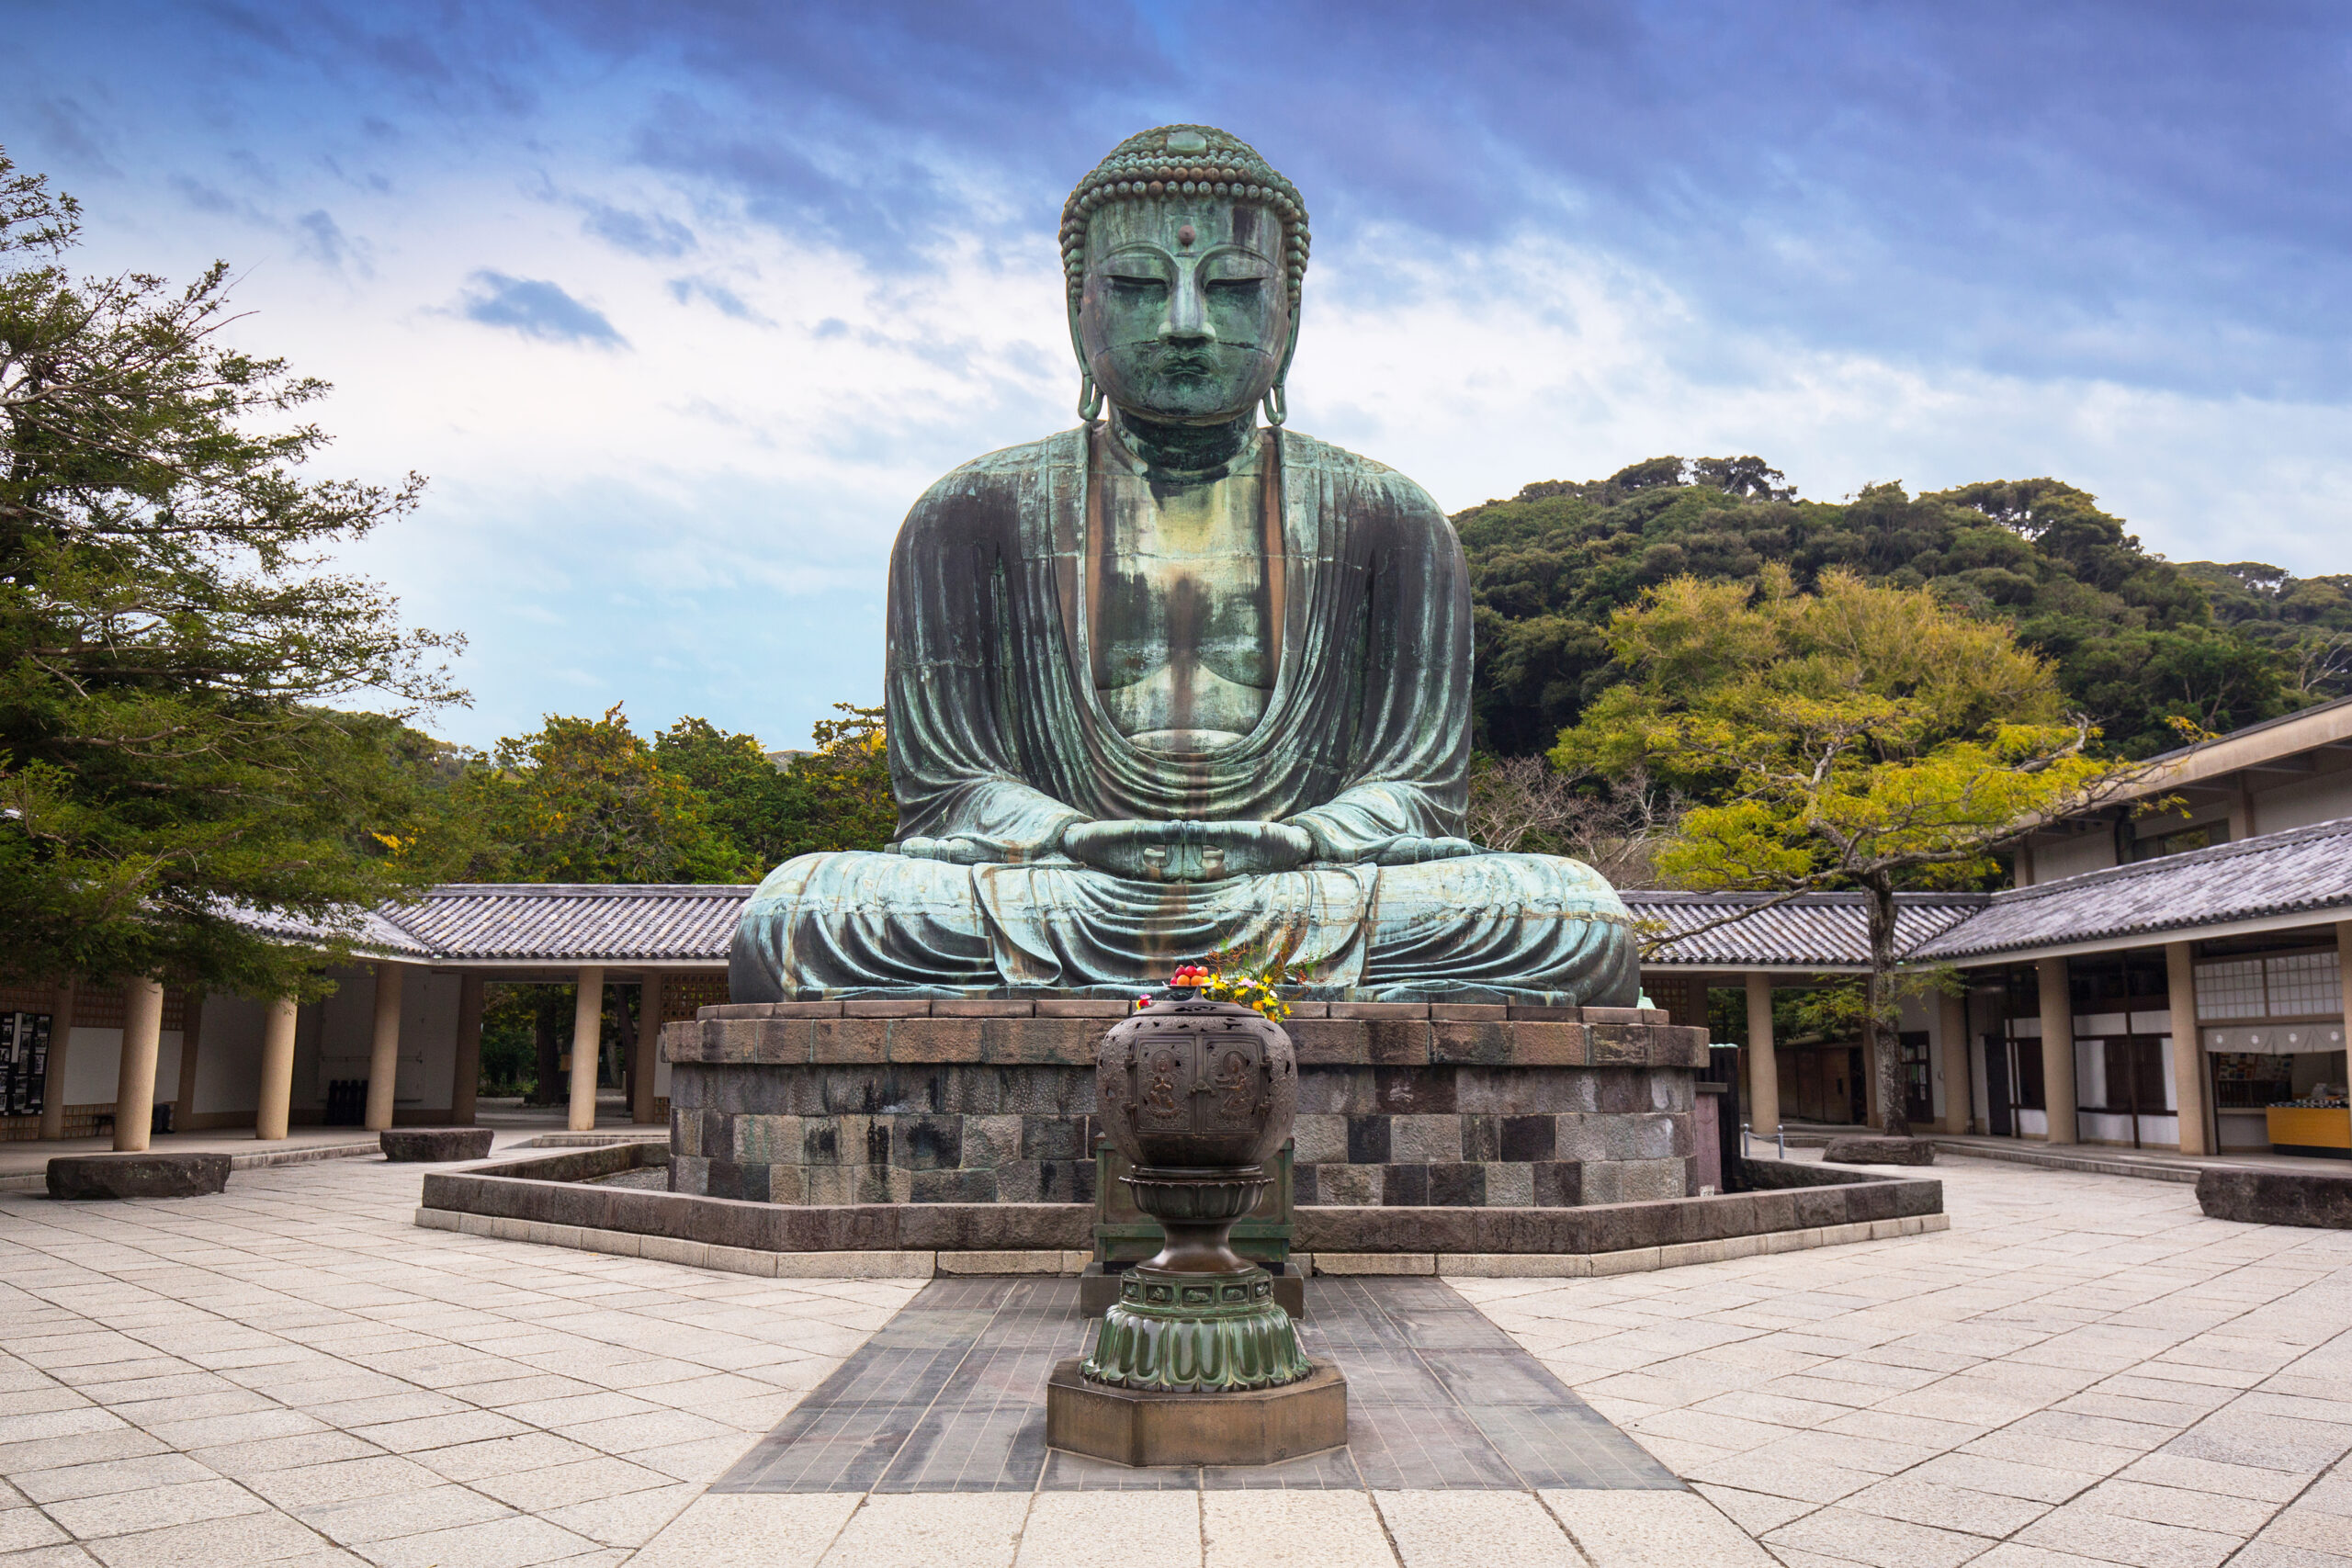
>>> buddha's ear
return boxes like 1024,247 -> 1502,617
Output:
1263,307 -> 1302,427
1067,302 -> 1101,422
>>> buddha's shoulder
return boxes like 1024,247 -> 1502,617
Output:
1275,430 -> 1446,520
915,430 -> 1085,501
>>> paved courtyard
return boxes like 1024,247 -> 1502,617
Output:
3,1152 -> 2351,1565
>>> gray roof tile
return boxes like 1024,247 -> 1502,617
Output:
1914,816 -> 2352,961
374,883 -> 756,962
1626,891 -> 1986,968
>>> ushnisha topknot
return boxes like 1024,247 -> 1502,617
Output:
1059,124 -> 1310,310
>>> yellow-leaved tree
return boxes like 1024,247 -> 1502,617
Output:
1554,566 -> 2154,1137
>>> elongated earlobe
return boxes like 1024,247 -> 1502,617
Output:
1079,368 -> 1103,422
1261,379 -> 1286,427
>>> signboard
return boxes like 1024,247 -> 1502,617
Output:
0,1012 -> 51,1116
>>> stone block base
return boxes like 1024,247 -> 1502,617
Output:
380,1128 -> 496,1162
2199,1169 -> 2352,1228
48,1153 -> 230,1200
1078,1264 -> 1305,1319
1045,1357 -> 1346,1467
1823,1137 -> 1937,1166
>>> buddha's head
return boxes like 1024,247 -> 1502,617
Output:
1061,125 -> 1309,427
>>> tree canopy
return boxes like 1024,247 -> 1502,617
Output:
1459,458 -> 2316,761
454,702 -> 895,884
0,150 -> 461,993
1557,567 -> 2147,1136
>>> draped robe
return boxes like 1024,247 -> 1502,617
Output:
729,425 -> 1639,1002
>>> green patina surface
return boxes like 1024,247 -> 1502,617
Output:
730,126 -> 1643,1002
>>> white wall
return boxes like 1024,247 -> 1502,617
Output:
311,964 -> 461,1111
2253,772 -> 2352,836
193,993 -> 268,1116
2036,833 -> 2116,884
59,1029 -> 181,1105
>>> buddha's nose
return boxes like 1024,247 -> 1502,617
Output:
1160,274 -> 1210,344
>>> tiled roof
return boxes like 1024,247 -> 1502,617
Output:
373,884 -> 756,962
1914,816 -> 2352,961
235,817 -> 2352,971
1625,891 -> 1987,969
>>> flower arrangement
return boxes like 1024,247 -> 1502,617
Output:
1142,952 -> 1296,1022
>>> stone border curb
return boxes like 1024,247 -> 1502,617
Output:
415,1198 -> 1946,1280
413,1207 -> 1096,1279
1320,1213 -> 1952,1276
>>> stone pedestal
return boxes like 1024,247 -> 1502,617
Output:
1045,1357 -> 1347,1467
49,1153 -> 230,1200
663,1000 -> 1709,1213
380,1128 -> 497,1162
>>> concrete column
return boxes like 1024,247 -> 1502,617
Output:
451,975 -> 485,1127
364,962 -> 405,1132
113,978 -> 164,1153
172,987 -> 206,1130
1746,971 -> 1779,1135
39,980 -> 76,1141
632,972 -> 663,1127
2168,941 -> 2211,1156
569,967 -> 605,1133
254,997 -> 300,1142
2037,956 -> 2077,1145
1939,987 -> 1973,1134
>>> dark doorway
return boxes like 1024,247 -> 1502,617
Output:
1901,1031 -> 1933,1126
1985,1032 -> 2012,1136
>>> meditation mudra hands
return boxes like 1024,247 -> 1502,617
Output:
1061,819 -> 1313,881
899,820 -> 1481,879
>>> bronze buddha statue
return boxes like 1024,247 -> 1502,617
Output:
732,125 -> 1638,1002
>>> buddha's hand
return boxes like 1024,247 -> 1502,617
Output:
1366,835 -> 1481,865
897,836 -> 1003,864
1059,819 -> 1315,881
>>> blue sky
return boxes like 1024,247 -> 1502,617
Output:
10,1 -> 2351,751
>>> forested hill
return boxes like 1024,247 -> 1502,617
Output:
1456,457 -> 2352,759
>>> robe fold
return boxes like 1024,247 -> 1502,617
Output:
729,425 -> 1640,1002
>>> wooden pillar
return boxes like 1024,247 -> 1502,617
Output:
113,978 -> 164,1153
451,975 -> 485,1127
569,967 -> 604,1133
40,980 -> 76,1141
632,972 -> 663,1127
364,962 -> 405,1132
1939,987 -> 1973,1134
2168,941 -> 2211,1156
2038,955 -> 2076,1145
1746,971 -> 1779,1135
172,987 -> 206,1130
254,996 -> 299,1142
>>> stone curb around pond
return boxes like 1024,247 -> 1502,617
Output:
412,1202 -> 1950,1278
413,1145 -> 1943,1279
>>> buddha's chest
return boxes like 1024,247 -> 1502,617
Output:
1089,468 -> 1273,750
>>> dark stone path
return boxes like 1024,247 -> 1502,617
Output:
715,1274 -> 1679,1494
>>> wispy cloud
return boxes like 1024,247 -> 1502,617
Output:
665,275 -> 769,323
454,270 -> 627,347
575,196 -> 696,258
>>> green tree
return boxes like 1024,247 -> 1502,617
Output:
458,705 -> 740,883
0,150 -> 461,994
790,703 -> 894,857
1459,459 -> 2299,759
1556,568 -> 2146,1138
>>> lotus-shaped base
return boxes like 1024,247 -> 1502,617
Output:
1080,1264 -> 1311,1393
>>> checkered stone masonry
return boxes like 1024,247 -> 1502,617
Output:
663,1002 -> 1710,1210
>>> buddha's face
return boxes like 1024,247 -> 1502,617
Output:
1078,197 -> 1292,424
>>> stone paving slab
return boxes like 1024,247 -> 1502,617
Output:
714,1273 -> 1677,1495
14,1143 -> 2352,1562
